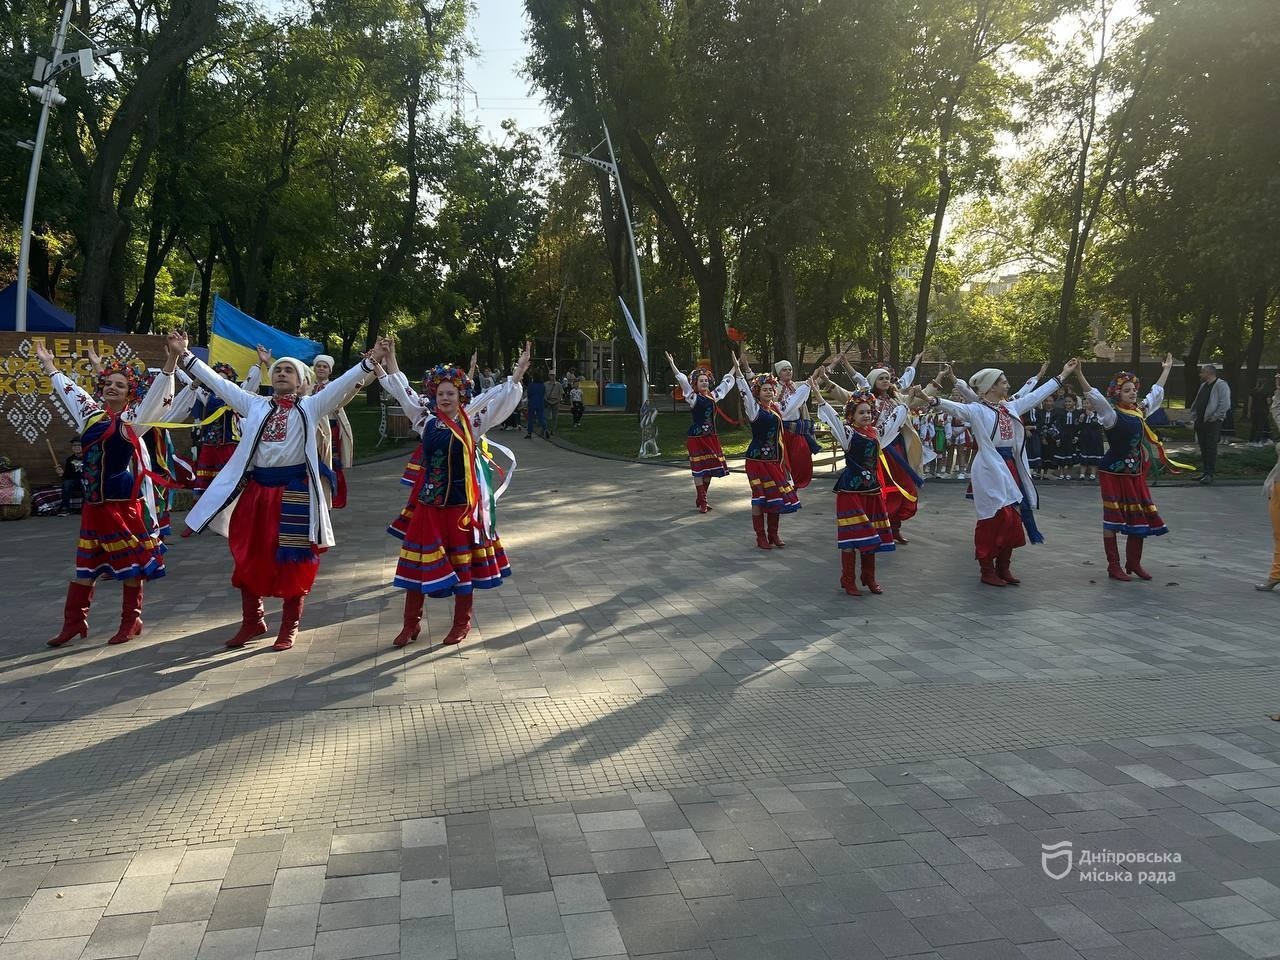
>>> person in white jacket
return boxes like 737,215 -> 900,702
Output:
917,359 -> 1079,587
176,333 -> 388,651
37,333 -> 181,647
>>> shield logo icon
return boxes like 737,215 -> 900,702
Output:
1041,840 -> 1074,880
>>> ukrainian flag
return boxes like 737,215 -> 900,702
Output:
209,295 -> 322,376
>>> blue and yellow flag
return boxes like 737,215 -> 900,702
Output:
209,295 -> 322,375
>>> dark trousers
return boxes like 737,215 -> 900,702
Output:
571,402 -> 584,425
526,403 -> 546,436
60,478 -> 79,512
1196,420 -> 1221,475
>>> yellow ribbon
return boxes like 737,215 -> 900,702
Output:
1129,407 -> 1195,472
878,450 -> 918,502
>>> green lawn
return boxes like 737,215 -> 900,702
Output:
562,411 -> 753,460
347,401 -> 414,462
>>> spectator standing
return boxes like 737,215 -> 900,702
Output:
1191,364 -> 1231,484
525,371 -> 547,438
570,382 -> 585,427
544,372 -> 563,436
56,440 -> 84,516
480,367 -> 496,392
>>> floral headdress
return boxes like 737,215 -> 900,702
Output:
749,373 -> 777,399
688,366 -> 714,391
96,358 -> 148,404
843,389 -> 877,424
212,362 -> 238,380
423,363 -> 473,403
1108,371 -> 1140,402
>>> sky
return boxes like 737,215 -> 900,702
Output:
461,0 -> 552,140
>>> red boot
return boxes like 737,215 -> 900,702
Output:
48,581 -> 95,647
1125,537 -> 1152,581
442,593 -> 473,645
753,514 -> 772,550
695,485 -> 709,514
393,591 -> 425,647
107,582 -> 144,645
703,481 -> 713,511
1105,536 -> 1130,581
226,590 -> 268,648
979,557 -> 1006,587
996,547 -> 1020,585
273,596 -> 304,651
840,552 -> 860,596
767,512 -> 786,548
892,524 -> 909,545
860,552 -> 883,594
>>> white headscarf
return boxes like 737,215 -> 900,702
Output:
774,359 -> 793,375
867,368 -> 892,392
969,368 -> 1004,396
312,354 -> 335,371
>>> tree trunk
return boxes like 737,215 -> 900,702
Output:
884,278 -> 901,370
913,164 -> 950,359
1245,288 -> 1272,442
1129,296 -> 1142,368
1182,304 -> 1212,406
75,0 -> 218,331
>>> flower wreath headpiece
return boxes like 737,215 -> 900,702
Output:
96,358 -> 148,404
1108,371 -> 1140,402
843,388 -> 877,424
423,363 -> 473,403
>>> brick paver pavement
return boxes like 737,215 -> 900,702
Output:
1,440 -> 1278,958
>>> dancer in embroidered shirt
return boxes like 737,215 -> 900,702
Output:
177,334 -> 388,651
667,351 -> 734,513
918,359 -> 1079,586
733,355 -> 820,550
1071,355 -> 1176,581
816,389 -> 896,596
38,333 -> 180,647
311,354 -> 372,509
375,339 -> 531,648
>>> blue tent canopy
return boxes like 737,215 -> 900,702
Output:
0,282 -> 123,333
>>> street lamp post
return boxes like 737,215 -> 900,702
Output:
16,1 -> 131,332
16,0 -> 75,333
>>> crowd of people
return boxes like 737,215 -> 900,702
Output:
31,328 -> 1275,651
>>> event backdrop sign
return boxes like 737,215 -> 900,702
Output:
0,332 -> 169,489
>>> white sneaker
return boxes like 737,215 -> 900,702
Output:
956,472 -> 966,480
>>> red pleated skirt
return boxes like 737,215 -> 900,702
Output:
835,491 -> 894,554
1099,470 -> 1168,537
194,444 -> 236,491
881,444 -> 919,525
228,480 -> 321,598
393,503 -> 511,596
76,500 -> 166,582
783,431 -> 813,489
746,459 -> 801,514
686,435 -> 729,479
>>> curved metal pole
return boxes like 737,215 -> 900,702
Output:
16,0 -> 75,333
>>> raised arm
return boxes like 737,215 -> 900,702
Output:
180,346 -> 265,418
710,373 -> 736,402
815,400 -> 851,451
898,351 -> 924,390
377,367 -> 431,431
1013,361 -> 1050,400
128,369 -> 176,434
469,378 -> 524,434
1008,359 -> 1077,417
38,343 -> 101,433
879,403 -> 908,447
735,375 -> 760,421
306,355 -> 377,419
673,371 -> 697,408
779,381 -> 813,418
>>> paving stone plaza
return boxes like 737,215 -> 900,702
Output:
2,441 -> 1280,959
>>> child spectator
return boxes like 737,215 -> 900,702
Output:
56,439 -> 84,516
570,383 -> 585,427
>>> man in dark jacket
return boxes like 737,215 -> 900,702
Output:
1191,364 -> 1231,484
